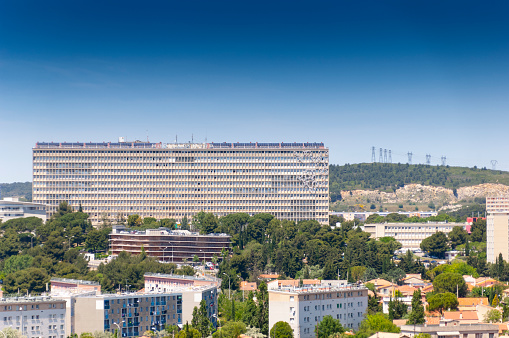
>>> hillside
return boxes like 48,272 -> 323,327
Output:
0,182 -> 32,201
329,163 -> 509,202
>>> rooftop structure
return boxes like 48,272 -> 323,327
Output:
109,226 -> 230,263
50,278 -> 101,295
144,272 -> 220,292
400,321 -> 499,338
32,140 -> 329,225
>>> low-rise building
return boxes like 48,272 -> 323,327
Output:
269,285 -> 368,338
400,319 -> 498,338
109,226 -> 230,263
0,198 -> 47,222
362,222 -> 467,250
51,278 -> 101,295
144,273 -> 220,292
0,296 -> 66,338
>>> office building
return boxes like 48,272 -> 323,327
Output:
0,198 -> 47,222
109,226 -> 230,263
362,222 -> 467,250
32,141 -> 329,225
268,284 -> 368,338
486,196 -> 509,263
0,296 -> 66,338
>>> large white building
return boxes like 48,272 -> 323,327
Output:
0,296 -> 66,338
362,222 -> 467,250
486,196 -> 509,263
32,141 -> 329,225
269,284 -> 368,338
0,198 -> 47,223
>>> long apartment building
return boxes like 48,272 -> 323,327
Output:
32,141 -> 329,225
486,196 -> 509,263
0,296 -> 66,338
269,283 -> 368,338
109,226 -> 230,263
362,222 -> 467,250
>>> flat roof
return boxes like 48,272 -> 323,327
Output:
51,277 -> 100,286
269,285 -> 367,295
0,296 -> 64,304
34,142 -> 326,150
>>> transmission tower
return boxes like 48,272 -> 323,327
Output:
407,152 -> 413,164
379,148 -> 383,163
371,147 -> 376,163
491,160 -> 498,170
441,156 -> 446,166
388,150 -> 392,163
384,149 -> 388,163
426,154 -> 431,165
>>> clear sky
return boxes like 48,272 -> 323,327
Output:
1,0 -> 508,182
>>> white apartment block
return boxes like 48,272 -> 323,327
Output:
269,285 -> 368,338
486,196 -> 509,263
0,296 -> 66,338
32,141 -> 329,225
0,198 -> 47,222
362,222 -> 466,250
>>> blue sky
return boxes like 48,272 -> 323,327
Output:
1,0 -> 508,182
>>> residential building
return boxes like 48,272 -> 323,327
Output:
400,320 -> 498,338
0,198 -> 47,222
109,226 -> 231,263
0,296 -> 66,338
268,285 -> 368,338
32,141 -> 329,225
487,210 -> 509,263
330,211 -> 438,223
362,222 -> 467,250
144,273 -> 220,292
50,278 -> 101,295
486,196 -> 509,214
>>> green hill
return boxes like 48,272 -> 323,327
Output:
0,182 -> 32,201
329,163 -> 509,202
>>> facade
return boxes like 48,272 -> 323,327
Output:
50,278 -> 101,295
0,296 -> 66,338
400,320 -> 498,338
32,141 -> 329,225
362,222 -> 466,250
486,197 -> 509,263
268,285 -> 368,338
0,198 -> 47,222
109,226 -> 230,263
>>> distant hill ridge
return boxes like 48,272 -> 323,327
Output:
330,163 -> 509,202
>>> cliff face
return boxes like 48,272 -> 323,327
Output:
336,183 -> 509,207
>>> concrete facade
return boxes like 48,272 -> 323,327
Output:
0,198 -> 47,222
32,141 -> 329,225
268,285 -> 368,338
487,213 -> 509,263
400,320 -> 498,338
0,296 -> 66,338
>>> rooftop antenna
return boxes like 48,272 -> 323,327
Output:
426,154 -> 431,165
384,149 -> 388,163
371,146 -> 376,163
407,152 -> 413,165
146,130 -> 149,142
491,160 -> 498,170
388,150 -> 392,163
192,134 -> 194,143
379,148 -> 383,163
441,156 -> 447,166
176,135 -> 178,143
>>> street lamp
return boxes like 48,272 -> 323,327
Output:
113,320 -> 125,338
222,273 -> 232,299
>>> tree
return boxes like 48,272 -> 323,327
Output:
484,309 -> 502,323
3,255 -> 33,274
448,226 -> 468,250
242,292 -> 257,327
420,232 -> 449,258
407,289 -> 425,325
176,323 -> 200,338
1,327 -> 25,338
432,273 -> 467,297
314,315 -> 344,338
388,296 -> 407,320
213,322 -> 247,338
270,321 -> 293,338
357,313 -> 400,337
181,216 -> 190,230
256,281 -> 269,335
127,214 -> 142,227
492,294 -> 500,307
197,300 -> 211,337
3,267 -> 50,294
427,292 -> 458,315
